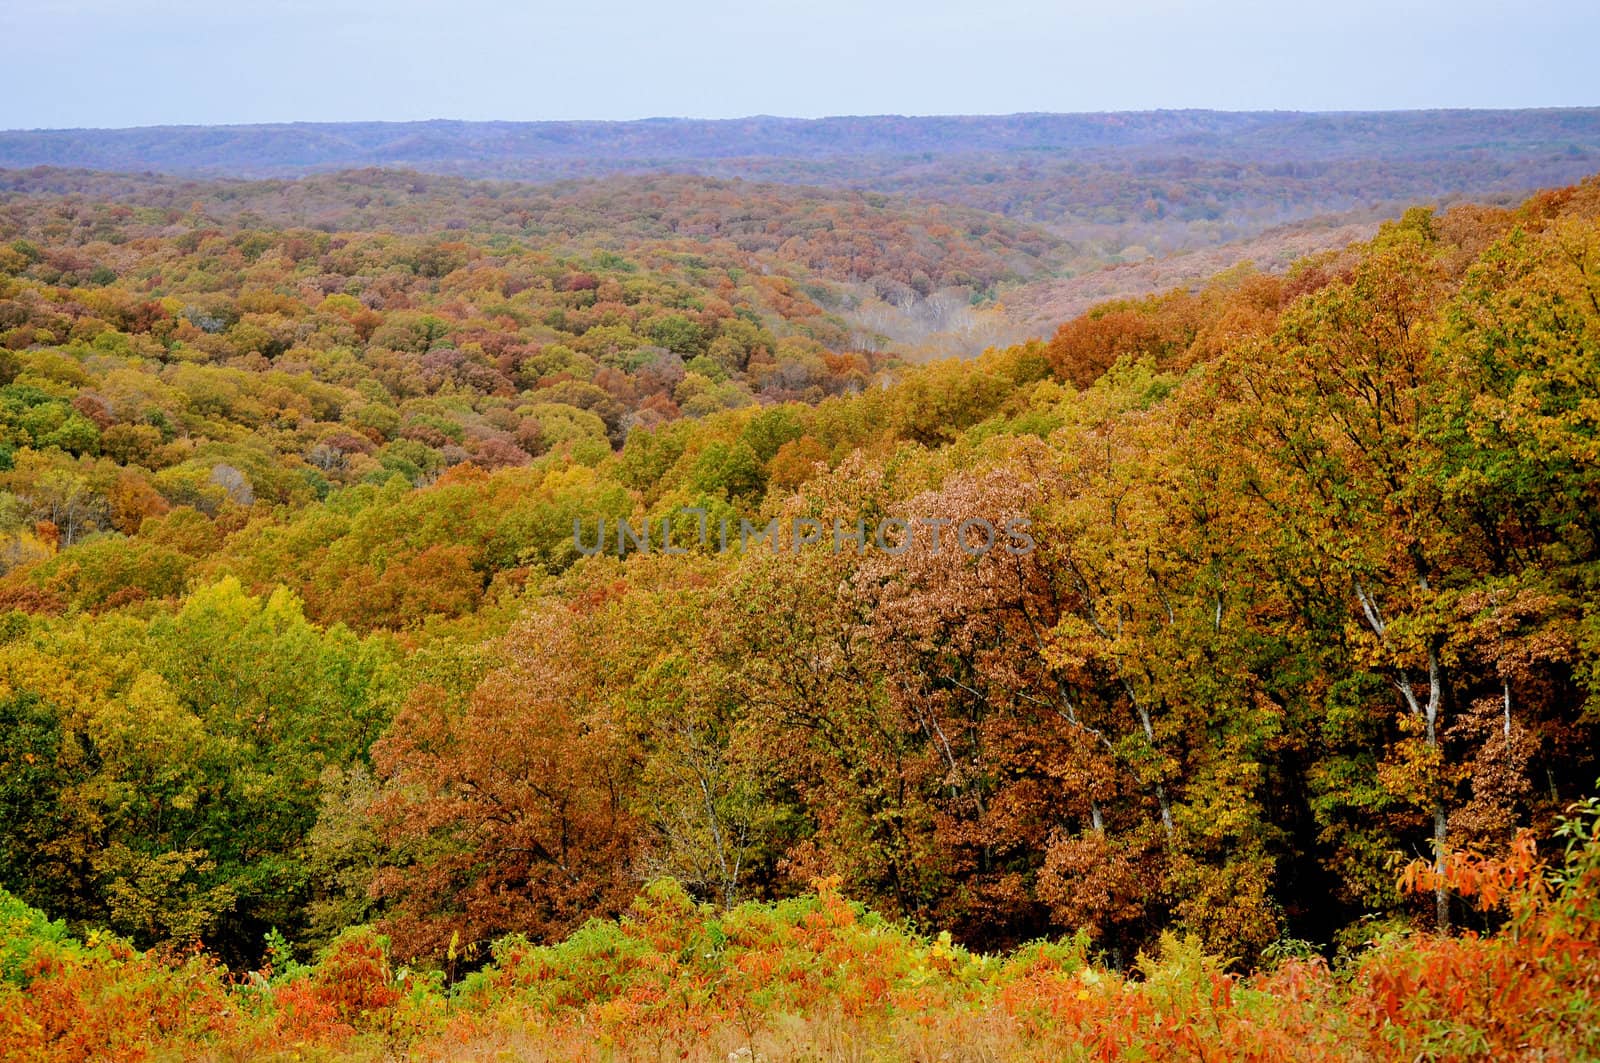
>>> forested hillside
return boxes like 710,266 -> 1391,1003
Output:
9,108 -> 1600,266
0,167 -> 1599,1059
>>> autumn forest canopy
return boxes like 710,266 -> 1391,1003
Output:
1,118 -> 1600,1058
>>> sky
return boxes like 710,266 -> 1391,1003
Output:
2,0 -> 1597,129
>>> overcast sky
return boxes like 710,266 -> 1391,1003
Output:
3,0 -> 1597,129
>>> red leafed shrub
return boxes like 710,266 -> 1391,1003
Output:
313,929 -> 401,1022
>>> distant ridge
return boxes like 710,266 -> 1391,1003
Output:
3,109 -> 1599,178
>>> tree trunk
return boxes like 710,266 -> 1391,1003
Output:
1358,580 -> 1451,931
1433,801 -> 1449,932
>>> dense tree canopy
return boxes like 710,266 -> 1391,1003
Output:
0,166 -> 1597,1031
